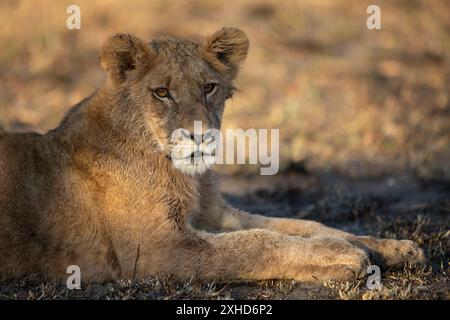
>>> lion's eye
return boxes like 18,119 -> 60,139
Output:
203,83 -> 216,94
154,88 -> 170,99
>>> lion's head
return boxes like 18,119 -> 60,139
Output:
99,28 -> 249,175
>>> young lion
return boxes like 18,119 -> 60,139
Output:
0,28 -> 425,282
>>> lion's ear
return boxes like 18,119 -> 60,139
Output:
202,27 -> 249,77
100,33 -> 153,84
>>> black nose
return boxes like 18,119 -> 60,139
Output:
190,133 -> 203,144
188,132 -> 214,144
181,130 -> 212,144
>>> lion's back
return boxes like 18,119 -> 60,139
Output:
0,132 -> 56,276
0,133 -> 16,203
0,130 -> 60,222
0,134 -> 27,275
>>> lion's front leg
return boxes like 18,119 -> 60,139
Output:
194,194 -> 426,268
347,236 -> 426,268
194,195 -> 351,237
142,229 -> 370,282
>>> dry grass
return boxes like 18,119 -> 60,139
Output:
0,0 -> 449,300
0,0 -> 449,178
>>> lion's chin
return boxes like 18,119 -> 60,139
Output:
173,162 -> 211,176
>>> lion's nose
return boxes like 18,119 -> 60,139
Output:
180,128 -> 214,145
184,132 -> 212,145
190,133 -> 203,145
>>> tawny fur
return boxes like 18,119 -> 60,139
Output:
0,28 -> 425,283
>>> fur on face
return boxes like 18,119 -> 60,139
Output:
99,28 -> 249,175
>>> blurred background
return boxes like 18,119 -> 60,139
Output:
0,0 -> 449,299
0,0 -> 449,180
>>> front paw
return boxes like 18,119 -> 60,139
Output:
379,239 -> 426,267
310,247 -> 372,282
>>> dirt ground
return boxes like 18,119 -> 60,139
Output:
0,0 -> 449,299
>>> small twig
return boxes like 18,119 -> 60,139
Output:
131,244 -> 141,283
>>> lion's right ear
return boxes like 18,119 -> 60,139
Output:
100,33 -> 153,84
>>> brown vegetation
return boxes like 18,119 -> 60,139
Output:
0,0 -> 448,299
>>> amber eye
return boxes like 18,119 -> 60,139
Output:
154,88 -> 170,99
203,83 -> 216,94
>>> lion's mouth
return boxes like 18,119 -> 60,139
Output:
170,146 -> 216,175
176,150 -> 215,160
